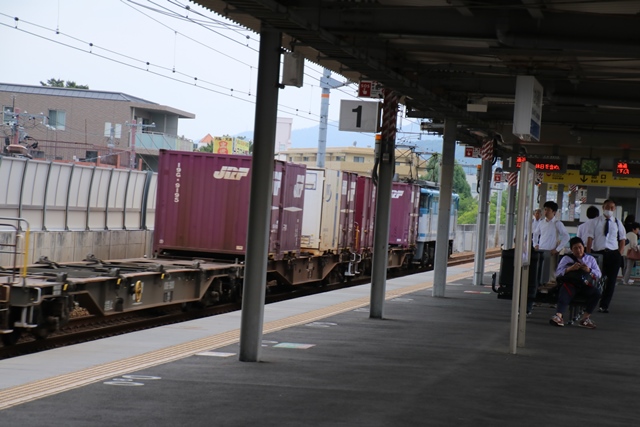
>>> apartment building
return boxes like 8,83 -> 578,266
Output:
0,83 -> 194,170
281,146 -> 428,180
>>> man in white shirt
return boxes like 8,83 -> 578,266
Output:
532,208 -> 542,237
586,199 -> 626,313
533,201 -> 570,284
576,205 -> 599,241
531,208 -> 542,242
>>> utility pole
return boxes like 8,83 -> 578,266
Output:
12,108 -> 20,146
108,124 -> 115,156
126,120 -> 155,169
317,69 -> 350,168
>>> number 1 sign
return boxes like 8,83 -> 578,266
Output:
338,100 -> 380,132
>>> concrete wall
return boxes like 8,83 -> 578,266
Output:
0,230 -> 154,267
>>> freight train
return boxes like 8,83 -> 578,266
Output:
0,150 -> 458,345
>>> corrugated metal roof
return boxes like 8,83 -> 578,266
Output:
0,83 -> 157,105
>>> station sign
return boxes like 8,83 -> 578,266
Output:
338,100 -> 380,133
513,76 -> 543,141
542,169 -> 640,188
358,80 -> 383,98
464,146 -> 481,158
613,159 -> 640,178
503,154 -> 566,173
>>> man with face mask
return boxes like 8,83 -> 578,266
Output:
586,199 -> 626,313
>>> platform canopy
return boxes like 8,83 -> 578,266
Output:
193,0 -> 640,162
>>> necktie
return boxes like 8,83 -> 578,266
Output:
604,218 -> 610,236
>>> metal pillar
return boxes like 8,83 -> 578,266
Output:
494,186 -> 503,248
239,28 -> 281,362
316,69 -> 343,168
568,188 -> 576,221
433,118 -> 456,297
317,68 -> 330,168
473,157 -> 492,285
370,90 -> 397,319
557,184 -> 565,218
539,183 -> 548,208
505,183 -> 517,249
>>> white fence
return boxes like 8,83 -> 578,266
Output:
454,224 -> 505,252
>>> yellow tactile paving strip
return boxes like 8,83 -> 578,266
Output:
0,268 -> 476,410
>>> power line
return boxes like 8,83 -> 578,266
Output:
0,7 -> 421,140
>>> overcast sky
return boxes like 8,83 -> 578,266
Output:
0,0 -> 428,144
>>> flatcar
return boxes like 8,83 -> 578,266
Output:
0,150 -> 459,345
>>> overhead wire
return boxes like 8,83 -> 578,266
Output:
0,2 -> 420,144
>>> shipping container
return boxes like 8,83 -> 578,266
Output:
388,182 -> 420,247
354,175 -> 376,252
154,150 -> 305,259
301,168 -> 357,254
271,161 -> 306,256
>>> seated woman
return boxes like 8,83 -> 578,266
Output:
549,237 -> 602,328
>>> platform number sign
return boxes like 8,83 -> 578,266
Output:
339,100 -> 380,133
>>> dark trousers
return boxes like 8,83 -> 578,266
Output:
595,250 -> 622,309
556,281 -> 601,315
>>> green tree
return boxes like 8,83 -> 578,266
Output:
198,144 -> 213,153
420,157 -> 471,197
457,190 -> 508,225
421,157 -> 476,221
40,78 -> 89,89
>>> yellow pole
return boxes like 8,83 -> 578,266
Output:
21,227 -> 30,278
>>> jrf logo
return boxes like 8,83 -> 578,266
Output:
391,190 -> 404,199
213,166 -> 250,180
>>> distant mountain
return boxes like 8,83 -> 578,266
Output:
236,122 -> 481,168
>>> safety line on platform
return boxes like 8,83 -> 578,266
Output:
0,266 -> 478,410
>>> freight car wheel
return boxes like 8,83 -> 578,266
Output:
1,329 -> 22,346
33,327 -> 51,340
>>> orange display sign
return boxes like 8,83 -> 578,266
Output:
614,159 -> 640,178
213,137 -> 232,154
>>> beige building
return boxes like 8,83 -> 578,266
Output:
281,146 -> 428,180
1,83 -> 194,170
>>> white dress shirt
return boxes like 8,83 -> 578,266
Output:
576,217 -> 596,241
534,217 -> 570,252
587,216 -> 626,251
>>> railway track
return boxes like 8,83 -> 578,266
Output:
0,249 -> 501,359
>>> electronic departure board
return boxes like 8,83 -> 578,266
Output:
614,159 -> 640,178
512,155 -> 567,173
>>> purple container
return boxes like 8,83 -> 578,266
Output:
271,161 -> 306,256
354,176 -> 376,252
154,150 -> 305,259
338,171 -> 358,251
389,182 -> 419,247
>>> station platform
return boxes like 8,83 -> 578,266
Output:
1,257 -> 638,426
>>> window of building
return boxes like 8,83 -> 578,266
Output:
289,157 -> 293,162
85,150 -> 98,163
354,156 -> 365,163
48,109 -> 66,130
2,106 -> 14,125
335,156 -> 345,161
302,156 -> 310,161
